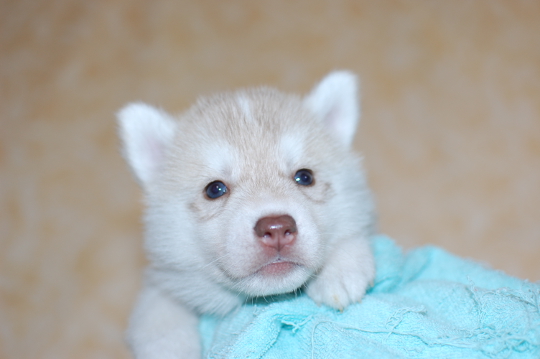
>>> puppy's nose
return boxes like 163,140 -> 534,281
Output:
254,215 -> 297,250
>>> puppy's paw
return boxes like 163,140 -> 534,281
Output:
306,242 -> 375,310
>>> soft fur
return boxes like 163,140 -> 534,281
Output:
118,71 -> 376,358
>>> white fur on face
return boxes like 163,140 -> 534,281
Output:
181,134 -> 322,297
236,95 -> 254,123
278,133 -> 305,171
198,140 -> 235,182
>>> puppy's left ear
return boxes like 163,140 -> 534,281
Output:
304,71 -> 360,148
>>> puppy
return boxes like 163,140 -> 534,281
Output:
117,71 -> 376,358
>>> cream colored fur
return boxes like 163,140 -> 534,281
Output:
118,72 -> 375,358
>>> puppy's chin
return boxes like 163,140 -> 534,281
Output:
233,264 -> 312,297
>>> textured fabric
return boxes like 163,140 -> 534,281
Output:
199,235 -> 540,359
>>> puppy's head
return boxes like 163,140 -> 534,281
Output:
118,71 -> 373,298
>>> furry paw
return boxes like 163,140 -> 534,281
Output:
305,241 -> 375,310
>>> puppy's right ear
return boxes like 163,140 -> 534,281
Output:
117,103 -> 177,186
304,71 -> 359,148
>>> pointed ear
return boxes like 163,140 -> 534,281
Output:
304,71 -> 360,147
117,103 -> 177,186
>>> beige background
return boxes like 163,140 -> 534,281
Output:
1,1 -> 539,358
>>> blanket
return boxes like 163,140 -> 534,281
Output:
199,235 -> 540,358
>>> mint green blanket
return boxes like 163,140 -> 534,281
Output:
200,235 -> 540,358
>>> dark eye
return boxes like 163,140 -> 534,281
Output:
294,169 -> 314,186
205,181 -> 228,199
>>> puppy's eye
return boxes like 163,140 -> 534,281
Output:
294,169 -> 314,186
205,181 -> 228,199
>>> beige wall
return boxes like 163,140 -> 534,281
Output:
1,1 -> 539,358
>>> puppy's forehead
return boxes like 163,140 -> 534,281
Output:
196,133 -> 305,183
198,140 -> 235,178
235,94 -> 255,123
231,93 -> 309,165
189,89 -> 313,178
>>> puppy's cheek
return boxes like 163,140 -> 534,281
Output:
213,221 -> 263,279
298,181 -> 333,204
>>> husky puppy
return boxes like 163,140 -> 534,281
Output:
117,71 -> 375,358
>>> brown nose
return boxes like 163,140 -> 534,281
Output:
254,215 -> 297,251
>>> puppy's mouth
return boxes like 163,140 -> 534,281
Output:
229,256 -> 310,297
256,258 -> 300,276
